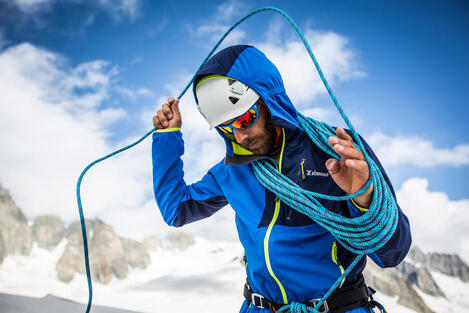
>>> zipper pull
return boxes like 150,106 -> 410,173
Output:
300,159 -> 306,181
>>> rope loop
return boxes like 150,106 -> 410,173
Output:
251,114 -> 399,312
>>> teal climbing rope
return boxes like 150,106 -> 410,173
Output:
252,113 -> 398,312
75,6 -> 397,313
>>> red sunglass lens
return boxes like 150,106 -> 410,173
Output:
233,110 -> 256,129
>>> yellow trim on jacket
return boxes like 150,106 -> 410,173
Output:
153,128 -> 181,133
351,198 -> 369,212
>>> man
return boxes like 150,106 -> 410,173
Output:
152,45 -> 411,313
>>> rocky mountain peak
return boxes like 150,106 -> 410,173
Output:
0,183 -> 32,259
32,215 -> 65,250
56,219 -> 151,284
406,246 -> 469,282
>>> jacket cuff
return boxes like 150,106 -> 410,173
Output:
347,198 -> 369,218
350,198 -> 369,212
153,127 -> 181,133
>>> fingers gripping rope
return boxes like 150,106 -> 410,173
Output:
76,7 -> 397,313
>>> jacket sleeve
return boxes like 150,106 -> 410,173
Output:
345,132 -> 412,268
152,129 -> 228,227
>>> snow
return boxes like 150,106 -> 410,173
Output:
1,237 -> 468,313
414,271 -> 469,313
367,293 -> 417,313
0,237 -> 246,313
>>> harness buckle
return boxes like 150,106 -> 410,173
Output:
251,293 -> 267,309
307,298 -> 329,313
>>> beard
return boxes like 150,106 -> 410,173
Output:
238,122 -> 277,156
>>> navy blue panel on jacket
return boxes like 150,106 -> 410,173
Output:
152,45 -> 412,312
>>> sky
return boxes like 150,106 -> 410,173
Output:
0,0 -> 468,261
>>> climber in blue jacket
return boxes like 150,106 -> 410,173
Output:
151,45 -> 411,313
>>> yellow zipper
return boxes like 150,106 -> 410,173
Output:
299,158 -> 306,181
263,128 -> 288,304
331,241 -> 346,288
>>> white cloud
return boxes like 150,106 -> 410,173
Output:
189,0 -> 247,48
137,87 -> 154,97
116,86 -> 154,100
255,20 -> 366,108
95,0 -> 140,21
0,41 -> 233,243
396,177 -> 469,263
189,3 -> 365,124
0,42 -> 155,238
10,0 -> 52,14
130,56 -> 143,65
367,131 -> 469,167
9,0 -> 140,21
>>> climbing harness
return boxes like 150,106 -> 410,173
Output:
75,7 -> 396,313
244,275 -> 377,313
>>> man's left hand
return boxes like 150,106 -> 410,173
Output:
326,127 -> 373,208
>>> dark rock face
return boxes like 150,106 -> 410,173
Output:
92,220 -> 128,281
56,231 -> 83,283
57,219 -> 128,284
56,219 -> 151,284
64,219 -> 95,239
32,215 -> 65,250
0,183 -> 32,256
363,261 -> 435,313
408,246 -> 426,264
367,246 -> 469,313
428,252 -> 469,282
396,261 -> 445,297
406,246 -> 469,282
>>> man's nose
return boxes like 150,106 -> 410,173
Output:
233,128 -> 250,144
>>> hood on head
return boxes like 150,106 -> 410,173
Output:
193,45 -> 302,158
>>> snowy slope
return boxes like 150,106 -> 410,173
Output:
416,271 -> 469,313
0,237 -> 245,312
1,236 -> 467,313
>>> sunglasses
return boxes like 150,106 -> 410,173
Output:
217,101 -> 260,134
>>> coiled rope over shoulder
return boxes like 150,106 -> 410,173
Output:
75,6 -> 397,313
252,113 -> 398,312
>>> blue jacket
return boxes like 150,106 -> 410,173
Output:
152,45 -> 411,311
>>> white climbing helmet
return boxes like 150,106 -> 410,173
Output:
195,75 -> 260,129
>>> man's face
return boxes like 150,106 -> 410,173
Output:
221,102 -> 276,156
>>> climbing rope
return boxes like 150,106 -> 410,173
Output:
252,113 -> 398,312
75,6 -> 397,313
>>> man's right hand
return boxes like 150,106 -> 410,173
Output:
153,97 -> 182,129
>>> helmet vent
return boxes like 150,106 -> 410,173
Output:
228,79 -> 236,86
229,96 -> 239,105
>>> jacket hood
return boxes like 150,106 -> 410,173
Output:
193,45 -> 303,159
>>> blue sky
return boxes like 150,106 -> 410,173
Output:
1,0 -> 468,257
2,0 -> 467,198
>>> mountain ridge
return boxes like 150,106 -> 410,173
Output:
1,182 -> 468,312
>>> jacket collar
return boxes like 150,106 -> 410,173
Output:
224,126 -> 304,166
